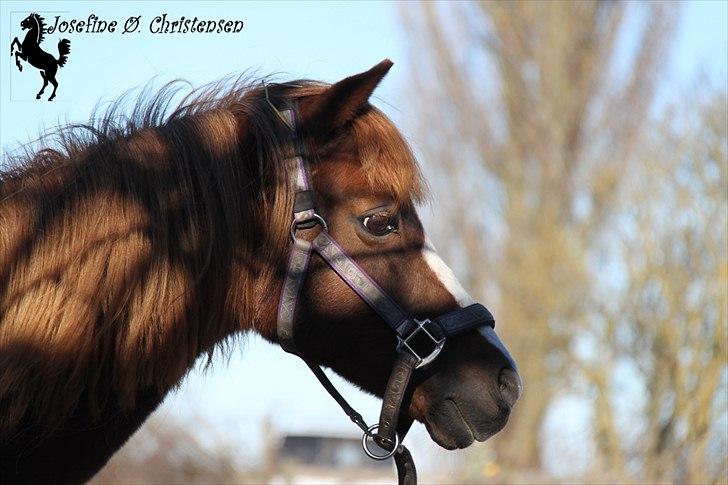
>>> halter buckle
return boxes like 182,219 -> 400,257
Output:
290,213 -> 328,240
397,318 -> 445,369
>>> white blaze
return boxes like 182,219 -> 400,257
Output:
422,236 -> 475,307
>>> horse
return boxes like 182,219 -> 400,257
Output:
0,60 -> 521,483
10,13 -> 70,101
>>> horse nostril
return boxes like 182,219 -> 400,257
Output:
498,368 -> 522,407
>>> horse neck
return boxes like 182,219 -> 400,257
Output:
22,29 -> 35,45
0,110 -> 280,438
23,23 -> 39,45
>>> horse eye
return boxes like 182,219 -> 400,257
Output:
362,212 -> 399,237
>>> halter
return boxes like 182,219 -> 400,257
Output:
274,99 -> 496,484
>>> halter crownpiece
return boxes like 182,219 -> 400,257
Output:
274,99 -> 497,484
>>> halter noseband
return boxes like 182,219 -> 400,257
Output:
274,99 -> 496,484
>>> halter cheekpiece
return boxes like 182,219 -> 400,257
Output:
274,98 -> 497,484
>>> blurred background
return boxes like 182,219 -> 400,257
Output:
1,1 -> 726,483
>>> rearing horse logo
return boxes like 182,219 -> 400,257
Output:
10,13 -> 71,101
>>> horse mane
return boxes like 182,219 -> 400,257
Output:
30,13 -> 45,45
0,73 -> 424,440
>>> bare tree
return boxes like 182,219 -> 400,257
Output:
611,88 -> 727,483
399,0 -> 706,477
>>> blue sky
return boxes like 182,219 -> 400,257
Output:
1,0 -> 726,478
1,1 -> 410,151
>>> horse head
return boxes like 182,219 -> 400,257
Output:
266,61 -> 521,450
19,13 -> 44,36
19,14 -> 33,30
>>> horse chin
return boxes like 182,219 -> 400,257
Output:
420,398 -> 510,450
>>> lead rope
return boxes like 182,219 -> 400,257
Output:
303,352 -> 418,485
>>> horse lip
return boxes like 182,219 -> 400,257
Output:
422,398 -> 476,450
446,398 -> 475,442
446,397 -> 506,443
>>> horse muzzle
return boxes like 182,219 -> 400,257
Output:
409,326 -> 521,449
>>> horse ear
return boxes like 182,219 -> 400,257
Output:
304,59 -> 393,135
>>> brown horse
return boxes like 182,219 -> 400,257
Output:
0,61 -> 520,483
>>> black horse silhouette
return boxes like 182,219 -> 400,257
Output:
10,13 -> 70,101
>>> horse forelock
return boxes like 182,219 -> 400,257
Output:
0,73 -> 425,441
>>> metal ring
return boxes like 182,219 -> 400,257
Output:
290,213 -> 328,240
361,424 -> 400,461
